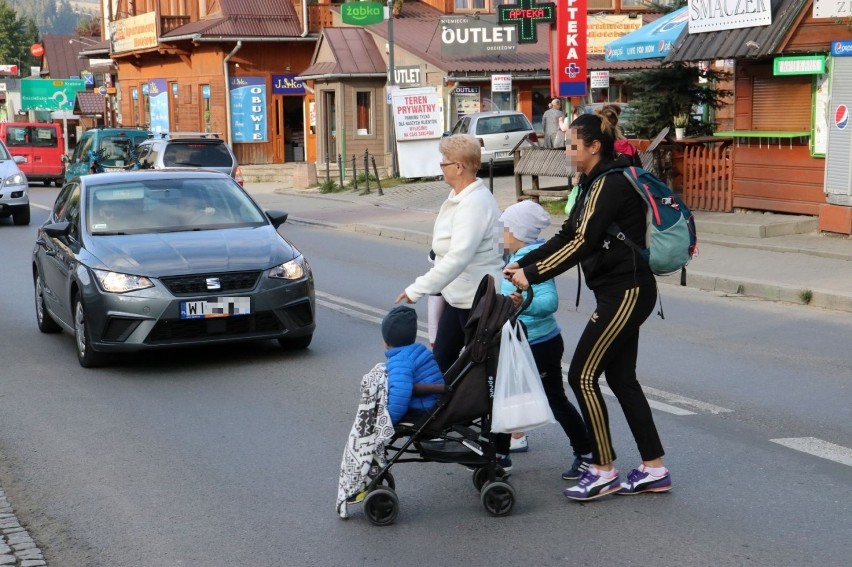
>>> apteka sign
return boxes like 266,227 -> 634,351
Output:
553,0 -> 587,96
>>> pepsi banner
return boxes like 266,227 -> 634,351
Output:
552,0 -> 587,97
832,40 -> 852,57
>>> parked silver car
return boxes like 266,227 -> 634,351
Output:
0,139 -> 30,225
448,110 -> 538,167
33,170 -> 314,367
136,133 -> 244,185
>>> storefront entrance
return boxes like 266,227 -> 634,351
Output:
273,95 -> 306,163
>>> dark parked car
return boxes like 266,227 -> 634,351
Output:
136,132 -> 244,185
33,170 -> 315,367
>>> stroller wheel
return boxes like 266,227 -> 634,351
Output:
373,470 -> 396,490
363,487 -> 399,526
472,466 -> 509,491
480,481 -> 515,517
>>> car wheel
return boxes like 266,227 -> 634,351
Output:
34,271 -> 61,333
54,178 -> 63,187
277,334 -> 312,350
73,293 -> 106,368
12,205 -> 30,226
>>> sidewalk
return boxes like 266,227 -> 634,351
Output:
243,176 -> 852,314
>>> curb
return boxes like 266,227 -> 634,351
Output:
289,217 -> 852,313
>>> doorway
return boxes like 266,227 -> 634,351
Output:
273,96 -> 306,163
323,90 -> 337,163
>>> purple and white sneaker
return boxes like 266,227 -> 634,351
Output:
563,468 -> 620,501
617,467 -> 672,495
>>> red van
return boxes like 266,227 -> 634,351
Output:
1,122 -> 65,186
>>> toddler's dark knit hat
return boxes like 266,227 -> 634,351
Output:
382,305 -> 418,347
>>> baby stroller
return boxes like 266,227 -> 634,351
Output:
344,274 -> 532,525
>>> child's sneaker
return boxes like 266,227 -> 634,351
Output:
563,467 -> 620,501
509,435 -> 529,453
496,454 -> 513,473
617,466 -> 672,495
561,455 -> 592,480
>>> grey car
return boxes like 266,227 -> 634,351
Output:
0,139 -> 30,225
33,170 -> 315,367
448,110 -> 538,167
136,133 -> 244,185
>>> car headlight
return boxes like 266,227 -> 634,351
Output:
92,268 -> 154,293
4,172 -> 27,187
269,256 -> 307,280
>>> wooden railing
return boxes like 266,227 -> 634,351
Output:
681,137 -> 734,212
306,5 -> 335,33
161,15 -> 191,35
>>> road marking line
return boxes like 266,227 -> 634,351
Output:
31,202 -> 52,211
641,385 -> 732,415
316,297 -> 429,340
770,437 -> 852,467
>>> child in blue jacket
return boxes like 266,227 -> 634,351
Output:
499,201 -> 593,480
381,305 -> 445,424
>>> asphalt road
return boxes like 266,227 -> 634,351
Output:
0,186 -> 849,566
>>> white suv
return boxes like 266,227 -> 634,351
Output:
0,139 -> 30,225
449,111 -> 538,167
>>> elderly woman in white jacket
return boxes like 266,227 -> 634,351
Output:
395,134 -> 504,374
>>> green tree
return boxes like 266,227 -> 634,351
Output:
8,0 -> 82,35
624,63 -> 732,138
0,0 -> 38,72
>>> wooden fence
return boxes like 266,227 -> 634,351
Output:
681,138 -> 734,212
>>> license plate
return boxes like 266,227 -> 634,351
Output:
180,297 -> 251,319
494,151 -> 511,159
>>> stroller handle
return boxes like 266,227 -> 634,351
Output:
511,286 -> 534,318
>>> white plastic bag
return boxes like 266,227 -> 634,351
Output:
491,320 -> 556,433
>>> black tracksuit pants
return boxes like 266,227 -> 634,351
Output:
566,283 -> 663,466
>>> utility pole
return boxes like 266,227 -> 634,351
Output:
387,0 -> 399,178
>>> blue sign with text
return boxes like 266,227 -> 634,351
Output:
832,40 -> 852,57
148,79 -> 170,134
229,76 -> 268,143
272,74 -> 306,95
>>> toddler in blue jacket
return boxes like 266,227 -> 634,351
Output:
381,305 -> 445,424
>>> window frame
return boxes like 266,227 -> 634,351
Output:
355,90 -> 374,137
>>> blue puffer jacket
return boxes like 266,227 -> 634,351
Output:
385,342 -> 445,424
500,241 -> 560,344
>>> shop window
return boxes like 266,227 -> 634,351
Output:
356,91 -> 372,135
483,88 -> 517,112
200,84 -> 212,133
621,0 -> 650,8
454,0 -> 486,12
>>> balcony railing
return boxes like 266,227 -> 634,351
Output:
161,15 -> 191,35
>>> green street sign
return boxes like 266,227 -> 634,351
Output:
341,1 -> 385,25
773,55 -> 826,76
21,78 -> 86,111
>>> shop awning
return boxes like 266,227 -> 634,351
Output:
604,7 -> 688,62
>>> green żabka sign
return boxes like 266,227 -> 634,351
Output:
341,1 -> 385,25
21,78 -> 86,111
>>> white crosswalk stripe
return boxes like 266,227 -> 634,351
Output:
770,437 -> 852,467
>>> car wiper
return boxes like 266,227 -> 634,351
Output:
93,231 -> 128,235
172,161 -> 202,167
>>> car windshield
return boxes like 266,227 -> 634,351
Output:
475,114 -> 532,135
162,143 -> 234,168
87,177 -> 266,235
98,136 -> 138,166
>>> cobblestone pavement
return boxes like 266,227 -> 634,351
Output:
0,489 -> 46,566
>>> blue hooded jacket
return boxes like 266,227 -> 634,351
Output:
385,342 -> 445,424
500,240 -> 560,344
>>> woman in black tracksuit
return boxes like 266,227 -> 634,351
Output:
503,111 -> 672,501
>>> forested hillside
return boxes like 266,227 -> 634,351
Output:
8,0 -> 96,36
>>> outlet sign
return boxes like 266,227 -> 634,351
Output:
341,2 -> 385,26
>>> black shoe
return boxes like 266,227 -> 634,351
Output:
561,455 -> 592,480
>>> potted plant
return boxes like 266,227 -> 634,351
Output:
673,113 -> 688,139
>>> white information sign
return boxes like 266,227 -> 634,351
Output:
491,74 -> 512,93
391,87 -> 443,178
392,87 -> 442,141
814,0 -> 852,18
590,71 -> 610,89
688,0 -> 772,33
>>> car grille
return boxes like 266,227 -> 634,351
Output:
145,311 -> 282,343
160,271 -> 262,295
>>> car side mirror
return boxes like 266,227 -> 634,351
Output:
266,210 -> 289,229
13,155 -> 26,164
61,154 -> 69,163
43,222 -> 72,238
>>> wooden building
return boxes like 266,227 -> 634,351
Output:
666,0 -> 852,233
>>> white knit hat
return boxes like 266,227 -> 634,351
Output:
500,201 -> 551,243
